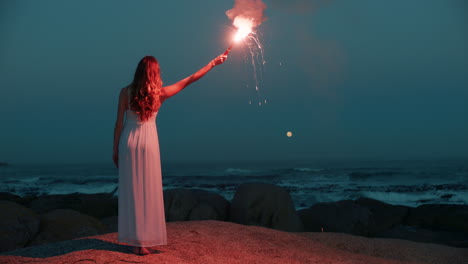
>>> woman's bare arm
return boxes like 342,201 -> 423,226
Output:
112,87 -> 127,168
162,53 -> 227,99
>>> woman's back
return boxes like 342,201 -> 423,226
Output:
118,97 -> 167,247
124,85 -> 159,126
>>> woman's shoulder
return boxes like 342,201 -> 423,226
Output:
119,85 -> 131,97
122,84 -> 131,92
118,86 -> 131,110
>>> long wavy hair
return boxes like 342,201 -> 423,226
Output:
128,56 -> 163,121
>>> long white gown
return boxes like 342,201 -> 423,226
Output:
118,108 -> 167,247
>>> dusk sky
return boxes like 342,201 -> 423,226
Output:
1,0 -> 467,164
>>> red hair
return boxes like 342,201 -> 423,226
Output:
129,56 -> 163,121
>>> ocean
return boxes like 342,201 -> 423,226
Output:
1,160 -> 467,210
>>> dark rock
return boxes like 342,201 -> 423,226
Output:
355,197 -> 409,234
100,215 -> 118,233
189,203 -> 219,220
229,183 -> 304,232
0,201 -> 40,253
76,193 -> 118,218
378,224 -> 468,248
164,188 -> 229,222
30,209 -> 107,246
298,200 -> 375,236
0,192 -> 23,205
191,189 -> 230,220
405,204 -> 468,232
164,188 -> 198,221
28,193 -> 117,218
28,195 -> 70,214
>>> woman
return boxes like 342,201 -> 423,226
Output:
113,53 -> 227,255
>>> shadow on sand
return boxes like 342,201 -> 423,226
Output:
0,238 -> 149,258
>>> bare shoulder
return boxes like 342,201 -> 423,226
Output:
120,86 -> 129,95
119,86 -> 130,100
117,86 -> 130,112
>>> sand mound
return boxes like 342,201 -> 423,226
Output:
1,220 -> 466,264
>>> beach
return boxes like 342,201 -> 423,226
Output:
0,160 -> 467,262
1,220 -> 467,264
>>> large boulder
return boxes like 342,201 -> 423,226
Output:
163,189 -> 198,221
30,209 -> 107,246
100,215 -> 118,233
28,193 -> 117,218
73,193 -> 118,218
190,189 -> 230,220
355,197 -> 409,234
164,188 -> 230,221
405,204 -> 468,232
378,224 -> 468,248
0,192 -> 24,205
0,201 -> 40,252
189,203 -> 219,220
28,194 -> 76,214
229,183 -> 304,232
298,200 -> 376,236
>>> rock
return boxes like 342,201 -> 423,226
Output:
163,188 -> 229,222
0,192 -> 23,205
405,204 -> 468,232
30,209 -> 107,246
299,200 -> 376,236
76,193 -> 118,218
229,183 -> 304,232
28,193 -> 117,218
355,197 -> 409,234
164,188 -> 198,221
378,225 -> 468,248
100,215 -> 118,233
28,194 -> 75,214
0,193 -> 36,208
191,189 -> 230,220
0,201 -> 40,252
189,203 -> 219,220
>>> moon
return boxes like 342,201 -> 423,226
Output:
286,131 -> 293,138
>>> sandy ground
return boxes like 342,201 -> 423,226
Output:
1,220 -> 466,264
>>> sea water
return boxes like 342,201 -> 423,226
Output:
0,160 -> 467,210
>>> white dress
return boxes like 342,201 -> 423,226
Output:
118,107 -> 167,247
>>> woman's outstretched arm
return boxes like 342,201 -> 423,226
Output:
112,87 -> 127,168
162,53 -> 227,98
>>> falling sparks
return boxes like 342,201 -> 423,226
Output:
226,0 -> 267,106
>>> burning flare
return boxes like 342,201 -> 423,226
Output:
224,0 -> 267,55
224,16 -> 254,55
233,16 -> 254,42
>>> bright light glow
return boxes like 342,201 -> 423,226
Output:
286,131 -> 293,137
233,16 -> 253,42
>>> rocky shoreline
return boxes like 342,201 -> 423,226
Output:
1,182 -> 467,253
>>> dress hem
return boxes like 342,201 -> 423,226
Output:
118,237 -> 167,247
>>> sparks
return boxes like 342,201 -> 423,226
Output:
233,16 -> 254,42
223,16 -> 254,55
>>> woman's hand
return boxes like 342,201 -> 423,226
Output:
112,151 -> 119,168
212,54 -> 228,66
